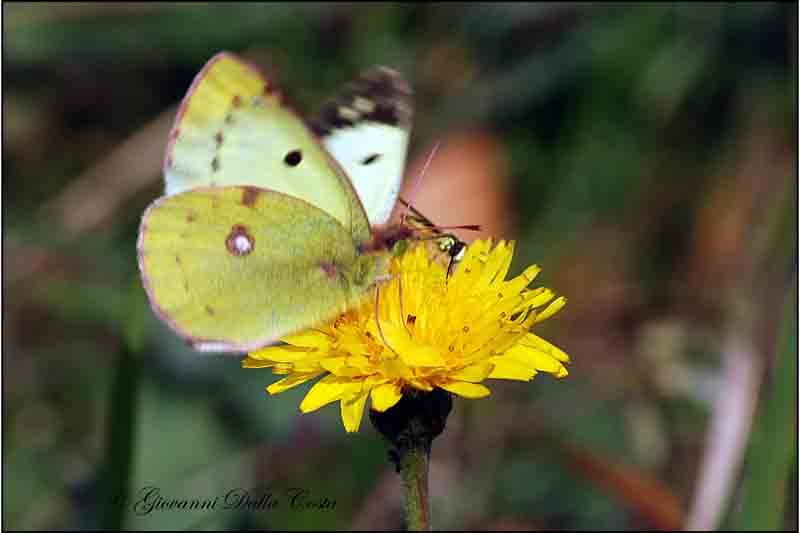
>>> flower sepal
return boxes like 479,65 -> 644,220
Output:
369,387 -> 453,465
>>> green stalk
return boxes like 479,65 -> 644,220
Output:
398,439 -> 431,531
370,388 -> 451,532
731,288 -> 797,530
100,280 -> 145,530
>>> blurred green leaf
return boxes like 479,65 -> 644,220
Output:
730,289 -> 797,530
6,4 -> 321,66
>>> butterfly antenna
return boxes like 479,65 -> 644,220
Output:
374,285 -> 398,354
415,224 -> 481,236
398,198 -> 434,227
400,141 -> 441,226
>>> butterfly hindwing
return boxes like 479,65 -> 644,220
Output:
138,186 -> 388,352
311,66 -> 413,226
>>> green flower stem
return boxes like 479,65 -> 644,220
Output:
398,439 -> 431,531
369,388 -> 452,532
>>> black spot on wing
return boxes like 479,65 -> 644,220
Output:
361,153 -> 381,165
284,150 -> 302,167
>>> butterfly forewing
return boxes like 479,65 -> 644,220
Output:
165,52 -> 372,244
311,66 -> 413,226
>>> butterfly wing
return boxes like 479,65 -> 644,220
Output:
310,66 -> 413,226
138,186 -> 389,352
165,52 -> 371,244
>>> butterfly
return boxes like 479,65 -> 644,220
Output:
138,52 -> 433,353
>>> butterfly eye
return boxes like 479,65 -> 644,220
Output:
361,153 -> 381,165
284,150 -> 303,167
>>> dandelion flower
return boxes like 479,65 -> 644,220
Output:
244,238 -> 569,432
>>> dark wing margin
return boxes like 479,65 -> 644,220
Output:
310,66 -> 413,137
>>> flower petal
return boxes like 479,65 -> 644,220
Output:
478,240 -> 514,287
300,375 -> 361,413
400,344 -> 446,367
505,345 -> 568,377
320,357 -> 363,377
380,356 -> 415,380
266,371 -> 325,395
449,239 -> 491,291
522,333 -> 570,363
450,362 -> 494,382
281,330 -> 333,348
288,359 -> 327,373
407,378 -> 435,391
527,288 -> 554,309
488,357 -> 537,381
371,382 -> 403,412
535,296 -> 567,322
271,364 -> 293,375
501,264 -> 541,297
248,344 -> 314,362
439,381 -> 491,398
340,391 -> 369,432
242,357 -> 276,369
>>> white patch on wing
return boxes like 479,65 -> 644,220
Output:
234,235 -> 252,253
322,123 -> 408,226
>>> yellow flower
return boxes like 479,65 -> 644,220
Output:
243,239 -> 569,432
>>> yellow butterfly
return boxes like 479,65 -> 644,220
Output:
138,52 -> 413,352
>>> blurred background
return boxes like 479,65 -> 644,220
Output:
4,3 -> 797,530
